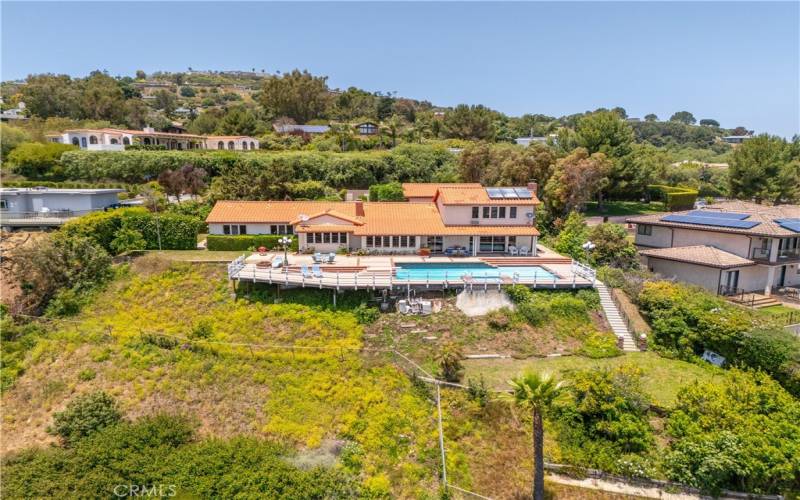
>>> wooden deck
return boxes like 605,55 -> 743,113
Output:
228,256 -> 596,291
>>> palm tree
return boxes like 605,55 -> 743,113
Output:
507,372 -> 565,500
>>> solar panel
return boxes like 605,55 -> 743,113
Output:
486,188 -> 503,199
661,214 -> 760,229
500,188 -> 518,198
687,210 -> 750,220
513,187 -> 533,199
775,218 -> 800,233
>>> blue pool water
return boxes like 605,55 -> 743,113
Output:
394,262 -> 557,282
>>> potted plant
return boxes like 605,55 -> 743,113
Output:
418,247 -> 431,257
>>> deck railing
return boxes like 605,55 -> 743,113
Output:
0,209 -> 102,223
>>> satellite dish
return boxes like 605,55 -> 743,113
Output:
525,212 -> 534,219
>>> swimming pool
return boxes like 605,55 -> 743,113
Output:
394,262 -> 557,282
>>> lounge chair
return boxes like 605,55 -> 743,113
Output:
518,246 -> 530,257
312,264 -> 323,278
271,256 -> 284,268
300,264 -> 312,278
312,252 -> 323,263
327,253 -> 336,263
508,245 -> 518,256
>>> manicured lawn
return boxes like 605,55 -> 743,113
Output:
463,351 -> 723,408
143,250 -> 249,262
584,201 -> 665,217
758,304 -> 798,316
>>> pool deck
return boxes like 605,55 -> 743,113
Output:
228,248 -> 596,291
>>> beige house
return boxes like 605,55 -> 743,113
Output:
627,201 -> 800,295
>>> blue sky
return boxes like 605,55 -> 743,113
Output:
2,1 -> 798,137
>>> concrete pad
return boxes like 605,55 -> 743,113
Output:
455,289 -> 515,317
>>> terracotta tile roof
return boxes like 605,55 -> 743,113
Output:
206,135 -> 258,140
402,183 -> 482,199
290,209 -> 364,226
641,245 -> 755,269
60,127 -> 206,139
434,186 -> 541,206
295,224 -> 361,233
206,200 -> 540,237
207,201 -> 359,223
627,202 -> 800,237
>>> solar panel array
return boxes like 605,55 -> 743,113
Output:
775,218 -> 800,233
661,214 -> 761,229
687,210 -> 750,220
486,187 -> 533,199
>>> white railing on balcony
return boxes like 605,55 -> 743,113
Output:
571,260 -> 597,285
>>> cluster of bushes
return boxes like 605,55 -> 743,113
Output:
647,184 -> 698,211
206,234 -> 299,251
637,280 -> 800,396
3,392 -> 362,498
61,207 -> 201,253
6,142 -> 76,178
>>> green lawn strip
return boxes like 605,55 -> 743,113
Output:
583,201 -> 665,217
463,352 -> 723,408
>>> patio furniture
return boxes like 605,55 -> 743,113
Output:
300,264 -> 312,278
508,245 -> 518,256
256,260 -> 271,269
327,253 -> 336,263
312,264 -> 323,278
312,253 -> 323,263
271,256 -> 284,268
518,246 -> 530,256
445,246 -> 468,257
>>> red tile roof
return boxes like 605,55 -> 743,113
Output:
641,245 -> 756,269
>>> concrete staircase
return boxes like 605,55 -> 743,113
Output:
595,282 -> 638,352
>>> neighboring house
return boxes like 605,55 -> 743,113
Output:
206,136 -> 260,150
355,122 -> 379,136
272,124 -> 331,135
46,127 -> 258,151
721,135 -> 752,145
0,187 -> 123,228
0,106 -> 27,122
514,137 -> 547,147
627,201 -> 800,295
206,183 -> 541,255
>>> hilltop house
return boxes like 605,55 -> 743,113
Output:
627,201 -> 800,295
206,183 -> 541,255
272,124 -> 331,135
46,127 -> 259,151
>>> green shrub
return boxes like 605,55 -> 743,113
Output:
504,284 -> 533,304
486,307 -> 513,330
7,142 -> 76,178
190,319 -> 214,339
49,391 -> 122,445
110,227 -> 147,254
579,332 -> 622,358
353,303 -> 379,324
516,300 -> 550,326
78,369 -> 96,381
206,234 -> 299,251
369,181 -> 405,201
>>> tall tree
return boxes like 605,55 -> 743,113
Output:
442,104 -> 495,140
79,71 -> 127,123
20,74 -> 80,118
699,118 -> 720,127
507,372 -> 565,500
729,134 -> 799,203
575,110 -> 634,158
669,111 -> 696,125
644,113 -> 658,122
153,89 -> 177,115
258,70 -> 330,123
544,148 -> 612,216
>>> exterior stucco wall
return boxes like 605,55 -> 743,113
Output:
436,202 -> 535,225
671,228 -> 752,258
0,192 -> 119,214
633,225 -> 673,248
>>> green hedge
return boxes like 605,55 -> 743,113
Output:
58,146 -> 456,188
61,208 -> 200,252
647,184 -> 698,211
206,234 -> 300,251
0,180 -> 129,189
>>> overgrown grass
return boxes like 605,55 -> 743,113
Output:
1,263 -> 437,496
462,352 -> 724,408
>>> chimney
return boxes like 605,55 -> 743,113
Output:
355,200 -> 365,217
527,181 -> 538,196
143,126 -> 155,133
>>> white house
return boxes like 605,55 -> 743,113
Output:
206,183 -> 542,255
0,187 -> 123,228
46,127 -> 258,151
